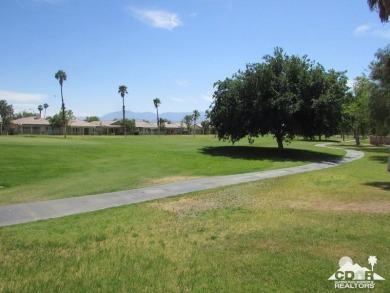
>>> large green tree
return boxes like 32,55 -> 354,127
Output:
369,45 -> 390,135
342,76 -> 371,145
208,48 -> 348,149
118,85 -> 128,137
54,70 -> 67,138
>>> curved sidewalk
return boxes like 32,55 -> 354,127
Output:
0,145 -> 364,227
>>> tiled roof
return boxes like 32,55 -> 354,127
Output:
11,117 -> 201,130
69,119 -> 95,127
135,121 -> 157,128
12,116 -> 50,126
164,122 -> 182,129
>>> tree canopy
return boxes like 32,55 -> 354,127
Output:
368,0 -> 390,22
368,45 -> 390,135
55,69 -> 67,138
0,100 -> 14,134
118,85 -> 128,137
84,116 -> 100,122
48,110 -> 74,133
208,48 -> 348,149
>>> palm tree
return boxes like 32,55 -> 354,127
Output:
37,105 -> 43,118
54,70 -> 67,138
368,256 -> 378,271
192,109 -> 200,137
43,103 -> 49,118
368,0 -> 390,22
118,85 -> 128,137
153,98 -> 161,136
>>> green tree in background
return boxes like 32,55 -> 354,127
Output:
342,76 -> 371,145
38,105 -> 43,118
192,110 -> 200,137
54,70 -> 67,138
84,116 -> 100,122
0,100 -> 14,134
201,120 -> 210,134
369,46 -> 390,136
43,103 -> 49,118
153,98 -> 161,136
48,110 -> 74,135
118,85 -> 128,137
183,115 -> 193,133
208,47 -> 348,149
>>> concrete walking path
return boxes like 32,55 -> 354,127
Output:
0,144 -> 364,227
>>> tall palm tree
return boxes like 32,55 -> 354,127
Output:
54,70 -> 67,138
118,85 -> 128,137
43,103 -> 49,118
192,109 -> 200,137
368,0 -> 390,22
37,105 -> 43,118
153,98 -> 161,136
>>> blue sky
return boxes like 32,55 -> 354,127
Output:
1,0 -> 389,118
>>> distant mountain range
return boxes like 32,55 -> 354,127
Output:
100,111 -> 207,123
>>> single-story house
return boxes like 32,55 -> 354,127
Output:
10,117 -> 202,136
11,116 -> 54,135
69,119 -> 98,135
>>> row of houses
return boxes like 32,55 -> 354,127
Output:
9,116 -> 204,135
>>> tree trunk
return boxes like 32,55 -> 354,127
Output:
387,150 -> 390,172
276,135 -> 284,149
157,109 -> 160,136
122,101 -> 126,138
354,128 -> 360,146
61,85 -> 66,138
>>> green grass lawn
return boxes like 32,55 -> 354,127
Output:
0,135 -> 343,205
0,136 -> 389,292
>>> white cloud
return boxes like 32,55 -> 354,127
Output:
129,8 -> 182,30
170,97 -> 185,103
354,23 -> 390,39
175,79 -> 189,87
0,90 -> 46,102
354,24 -> 371,36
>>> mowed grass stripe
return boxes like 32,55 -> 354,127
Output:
0,135 -> 344,205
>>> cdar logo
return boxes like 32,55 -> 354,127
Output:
328,256 -> 385,289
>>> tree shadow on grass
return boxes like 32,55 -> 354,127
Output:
364,182 -> 390,192
198,146 -> 343,163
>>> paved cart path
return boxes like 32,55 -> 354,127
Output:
0,144 -> 364,227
